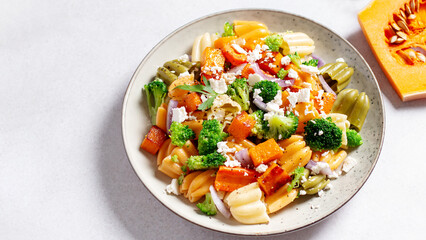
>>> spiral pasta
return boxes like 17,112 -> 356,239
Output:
319,61 -> 354,93
192,33 -> 219,62
328,113 -> 350,147
277,135 -> 312,174
207,95 -> 242,126
180,169 -> 216,202
157,140 -> 198,178
224,182 -> 269,224
278,32 -> 315,57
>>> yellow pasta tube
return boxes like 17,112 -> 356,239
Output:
187,169 -> 216,202
278,32 -> 315,56
157,139 -> 172,166
278,136 -> 312,174
180,171 -> 202,196
324,150 -> 347,170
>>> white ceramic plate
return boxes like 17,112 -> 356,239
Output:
122,9 -> 385,235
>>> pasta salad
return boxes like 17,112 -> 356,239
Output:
140,20 -> 370,224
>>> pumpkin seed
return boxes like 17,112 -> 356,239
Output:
407,50 -> 416,59
390,35 -> 398,44
399,9 -> 407,20
396,31 -> 408,40
416,52 -> 426,62
408,14 -> 417,20
391,22 -> 401,31
416,0 -> 420,13
397,20 -> 409,32
395,13 -> 406,23
395,38 -> 405,44
405,3 -> 412,15
388,25 -> 396,36
410,0 -> 416,12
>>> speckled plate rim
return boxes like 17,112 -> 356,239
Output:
122,8 -> 386,236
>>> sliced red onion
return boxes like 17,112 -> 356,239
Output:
228,63 -> 247,74
318,75 -> 336,96
305,160 -> 333,176
209,185 -> 231,218
253,98 -> 268,111
166,99 -> 178,134
234,149 -> 253,168
250,63 -> 281,82
311,54 -> 325,68
305,160 -> 317,170
275,79 -> 294,88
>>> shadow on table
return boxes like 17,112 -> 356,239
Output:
347,30 -> 426,109
97,88 -> 336,240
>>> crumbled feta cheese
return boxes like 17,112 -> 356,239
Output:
310,161 -> 331,175
253,88 -> 263,102
281,56 -> 291,66
256,164 -> 268,173
301,176 -> 307,183
298,88 -> 311,102
318,130 -> 324,136
287,68 -> 299,79
201,94 -> 208,103
172,107 -> 188,123
336,58 -> 345,63
268,63 -> 275,69
179,71 -> 190,77
342,156 -> 357,173
248,73 -> 263,86
318,190 -> 325,197
165,179 -> 180,195
209,78 -> 227,94
231,44 -> 247,55
300,64 -> 320,75
328,171 -> 339,179
299,190 -> 307,195
224,159 -> 242,167
221,72 -> 237,84
177,54 -> 190,62
261,45 -> 269,51
217,141 -> 236,154
247,45 -> 263,62
324,183 -> 333,190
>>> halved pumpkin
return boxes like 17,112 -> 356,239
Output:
358,0 -> 426,101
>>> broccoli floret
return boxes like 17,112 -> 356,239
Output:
252,80 -> 281,103
196,193 -> 217,216
265,34 -> 283,52
266,112 -> 298,140
227,78 -> 250,111
287,167 -> 306,192
198,119 -> 228,155
187,152 -> 226,170
303,59 -> 319,67
250,110 -> 268,139
346,129 -> 363,147
169,122 -> 195,147
144,79 -> 168,124
288,52 -> 301,68
304,117 -> 342,151
222,22 -> 235,37
277,68 -> 288,79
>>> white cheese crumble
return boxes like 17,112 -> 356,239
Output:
221,72 -> 237,84
177,54 -> 190,62
298,88 -> 311,102
253,88 -> 263,102
231,44 -> 247,55
255,164 -> 268,173
209,78 -> 227,94
318,130 -> 324,136
224,159 -> 242,167
247,45 -> 263,62
336,58 -> 345,62
217,141 -> 236,155
281,56 -> 291,66
287,68 -> 299,79
328,171 -> 339,179
179,71 -> 190,77
300,64 -> 320,75
299,190 -> 307,195
165,179 -> 180,195
318,190 -> 325,197
248,73 -> 263,86
171,107 -> 188,123
200,94 -> 208,103
342,156 -> 357,173
310,161 -> 331,175
324,183 -> 333,190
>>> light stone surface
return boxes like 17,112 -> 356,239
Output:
1,0 -> 425,239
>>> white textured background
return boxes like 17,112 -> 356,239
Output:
1,0 -> 425,239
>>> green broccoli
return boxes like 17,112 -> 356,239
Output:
252,80 -> 281,103
222,22 -> 235,37
169,122 -> 195,147
288,52 -> 301,68
265,112 -> 299,140
265,34 -> 283,52
144,78 -> 168,124
187,152 -> 226,170
277,68 -> 288,79
304,117 -> 343,151
197,193 -> 217,216
198,119 -> 228,155
346,129 -> 363,147
303,59 -> 319,67
287,167 -> 306,192
227,78 -> 250,111
250,110 -> 268,139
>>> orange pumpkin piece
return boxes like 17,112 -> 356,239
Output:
312,91 -> 336,114
293,102 -> 320,133
201,47 -> 225,80
214,166 -> 259,192
257,163 -> 292,196
248,139 -> 284,167
222,43 -> 248,66
241,63 -> 255,78
140,126 -> 168,155
214,36 -> 238,49
227,111 -> 256,141
182,92 -> 202,112
358,0 -> 426,101
257,51 -> 283,75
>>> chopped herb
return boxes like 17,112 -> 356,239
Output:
277,68 -> 288,79
175,76 -> 219,110
287,167 -> 305,192
265,34 -> 283,52
171,154 -> 179,163
222,22 -> 235,37
178,173 -> 185,185
303,59 -> 319,67
288,52 -> 301,68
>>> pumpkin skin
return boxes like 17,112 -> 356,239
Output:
358,0 -> 426,101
